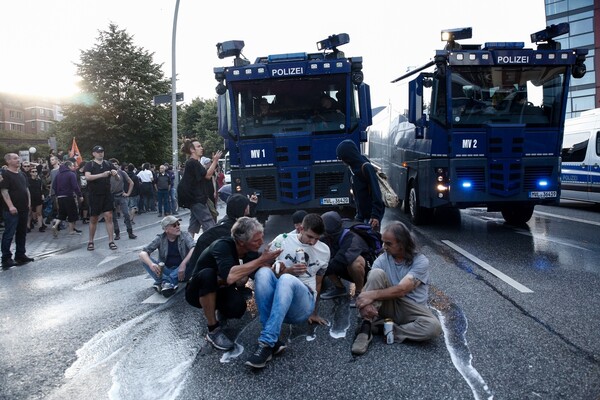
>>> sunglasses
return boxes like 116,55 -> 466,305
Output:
170,222 -> 181,227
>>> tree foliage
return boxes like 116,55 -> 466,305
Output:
55,24 -> 171,166
179,98 -> 224,157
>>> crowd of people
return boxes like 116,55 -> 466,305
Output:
1,138 -> 442,369
0,144 -> 227,261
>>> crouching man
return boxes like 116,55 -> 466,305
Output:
185,217 -> 282,351
352,221 -> 442,355
246,213 -> 330,369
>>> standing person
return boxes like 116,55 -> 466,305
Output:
27,166 -> 46,232
46,155 -> 61,225
201,157 -> 218,222
178,139 -> 222,237
352,221 -> 442,356
0,153 -> 34,269
84,145 -> 119,251
155,164 -> 171,217
245,213 -> 330,369
76,161 -> 89,224
51,160 -> 83,237
109,158 -> 137,240
126,163 -> 140,225
139,216 -> 195,297
336,139 -> 384,231
165,164 -> 178,215
137,163 -> 154,214
185,217 -> 281,351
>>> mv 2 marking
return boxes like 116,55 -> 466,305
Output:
250,149 -> 266,158
462,139 -> 478,149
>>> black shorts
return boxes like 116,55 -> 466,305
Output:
88,192 -> 114,217
57,196 -> 79,222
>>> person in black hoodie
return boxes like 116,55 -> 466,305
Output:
184,193 -> 257,281
320,210 -> 370,307
336,139 -> 384,231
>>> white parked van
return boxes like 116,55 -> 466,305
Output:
560,108 -> 600,203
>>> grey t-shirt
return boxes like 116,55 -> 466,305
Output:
372,252 -> 430,305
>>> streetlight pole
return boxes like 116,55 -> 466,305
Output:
171,0 -> 180,187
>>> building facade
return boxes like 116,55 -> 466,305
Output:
545,0 -> 599,118
0,93 -> 63,135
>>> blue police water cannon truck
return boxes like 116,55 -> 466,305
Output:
367,24 -> 588,225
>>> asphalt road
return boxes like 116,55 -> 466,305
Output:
1,200 -> 599,400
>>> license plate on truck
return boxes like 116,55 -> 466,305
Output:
529,191 -> 557,199
320,197 -> 350,205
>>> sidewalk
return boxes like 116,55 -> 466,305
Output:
18,211 -> 177,259
21,201 -> 227,260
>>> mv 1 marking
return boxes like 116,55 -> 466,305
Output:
250,149 -> 266,158
462,139 -> 478,149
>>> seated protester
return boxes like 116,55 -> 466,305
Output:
352,221 -> 442,356
185,193 -> 257,281
290,209 -> 307,234
246,213 -> 330,369
185,217 -> 282,352
319,211 -> 370,307
139,216 -> 195,297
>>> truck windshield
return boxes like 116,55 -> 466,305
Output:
229,74 -> 356,137
445,65 -> 568,127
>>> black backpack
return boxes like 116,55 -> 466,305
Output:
338,221 -> 383,266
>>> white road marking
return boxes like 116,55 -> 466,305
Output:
534,210 -> 600,227
442,240 -> 534,293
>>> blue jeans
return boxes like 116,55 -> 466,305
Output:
169,187 -> 178,214
142,257 -> 178,286
254,267 -> 315,346
157,190 -> 170,214
1,210 -> 28,260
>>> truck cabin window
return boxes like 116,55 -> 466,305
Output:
441,66 -> 568,127
230,75 -> 356,137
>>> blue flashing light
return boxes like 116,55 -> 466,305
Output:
538,179 -> 549,188
484,42 -> 525,50
461,181 -> 473,189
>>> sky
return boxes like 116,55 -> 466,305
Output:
2,0 -> 546,112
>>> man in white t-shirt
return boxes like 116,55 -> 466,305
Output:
245,213 -> 330,369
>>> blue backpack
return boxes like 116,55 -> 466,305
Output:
338,222 -> 383,266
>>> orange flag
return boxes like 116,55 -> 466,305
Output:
69,137 -> 83,166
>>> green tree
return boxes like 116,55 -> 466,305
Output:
55,24 -> 171,166
179,98 -> 224,157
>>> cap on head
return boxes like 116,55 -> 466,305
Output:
160,215 -> 182,230
92,145 -> 104,153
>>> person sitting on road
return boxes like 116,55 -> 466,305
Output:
139,215 -> 195,297
352,221 -> 442,355
185,217 -> 282,352
185,193 -> 257,281
245,213 -> 330,369
319,211 -> 370,307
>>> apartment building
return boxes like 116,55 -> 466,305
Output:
0,92 -> 63,135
